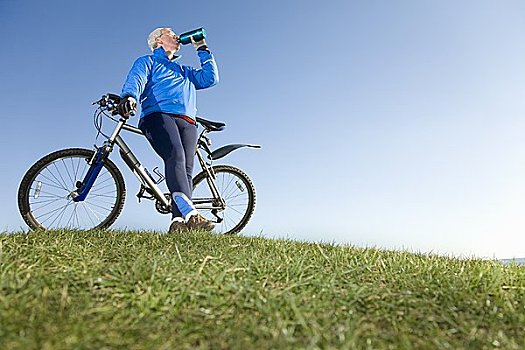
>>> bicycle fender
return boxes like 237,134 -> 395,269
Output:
209,144 -> 261,160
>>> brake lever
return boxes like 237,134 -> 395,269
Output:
92,95 -> 108,106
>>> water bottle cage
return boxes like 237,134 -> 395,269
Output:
136,167 -> 165,202
151,167 -> 165,184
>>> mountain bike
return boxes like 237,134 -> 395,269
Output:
17,93 -> 260,234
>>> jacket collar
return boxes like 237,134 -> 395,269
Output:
153,47 -> 181,61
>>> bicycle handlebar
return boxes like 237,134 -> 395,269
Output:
93,93 -> 122,117
94,93 -> 221,125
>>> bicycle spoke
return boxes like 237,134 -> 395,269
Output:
28,188 -> 67,198
52,161 -> 71,190
220,173 -> 236,198
31,180 -> 69,192
39,171 -> 69,192
228,203 -> 249,208
83,199 -> 114,212
222,215 -> 236,232
29,198 -> 66,212
61,158 -> 75,186
31,198 -> 68,214
74,156 -> 85,181
88,193 -> 117,199
94,173 -> 113,186
83,202 -> 105,221
64,204 -> 77,228
223,183 -> 241,203
71,156 -> 78,181
92,182 -> 117,192
224,192 -> 248,201
29,198 -> 58,205
43,200 -> 73,227
74,205 -> 81,228
226,205 -> 245,216
80,203 -> 98,226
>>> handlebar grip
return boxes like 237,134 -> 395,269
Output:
107,93 -> 121,103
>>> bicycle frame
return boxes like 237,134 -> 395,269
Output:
72,116 -> 227,213
72,118 -> 169,208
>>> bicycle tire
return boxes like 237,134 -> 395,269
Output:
192,165 -> 256,235
18,148 -> 126,230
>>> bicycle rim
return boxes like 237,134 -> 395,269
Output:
192,165 -> 255,234
19,148 -> 125,230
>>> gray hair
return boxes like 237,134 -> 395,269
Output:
147,27 -> 170,51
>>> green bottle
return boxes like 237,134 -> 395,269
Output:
177,28 -> 207,45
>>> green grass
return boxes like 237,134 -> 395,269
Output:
0,230 -> 524,350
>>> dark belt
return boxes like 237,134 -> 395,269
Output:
174,114 -> 196,125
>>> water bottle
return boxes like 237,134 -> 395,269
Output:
177,28 -> 207,45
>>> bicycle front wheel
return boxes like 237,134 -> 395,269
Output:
192,165 -> 256,235
18,148 -> 126,230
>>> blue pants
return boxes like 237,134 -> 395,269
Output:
138,112 -> 198,219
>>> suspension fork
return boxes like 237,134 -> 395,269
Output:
72,119 -> 128,202
71,147 -> 106,202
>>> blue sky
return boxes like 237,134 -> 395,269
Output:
1,0 -> 524,259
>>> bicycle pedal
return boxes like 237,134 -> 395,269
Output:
136,185 -> 156,202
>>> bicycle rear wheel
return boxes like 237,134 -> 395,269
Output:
192,165 -> 256,235
18,148 -> 126,230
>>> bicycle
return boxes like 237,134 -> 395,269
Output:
17,93 -> 260,234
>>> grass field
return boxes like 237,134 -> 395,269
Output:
1,230 -> 524,350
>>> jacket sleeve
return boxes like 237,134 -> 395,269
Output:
187,50 -> 219,90
121,56 -> 152,100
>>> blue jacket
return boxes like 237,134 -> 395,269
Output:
121,47 -> 219,119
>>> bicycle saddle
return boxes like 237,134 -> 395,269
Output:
196,117 -> 226,131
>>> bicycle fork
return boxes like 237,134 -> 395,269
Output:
71,118 -> 127,202
71,145 -> 107,202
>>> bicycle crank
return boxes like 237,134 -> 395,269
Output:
155,193 -> 172,214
